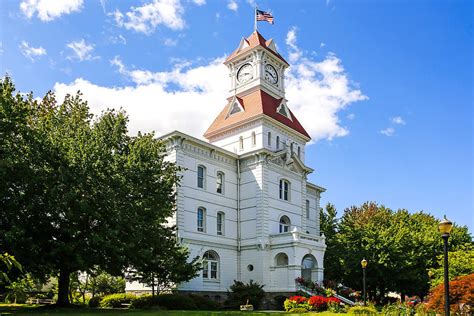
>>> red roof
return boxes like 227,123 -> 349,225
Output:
204,89 -> 310,140
225,31 -> 289,66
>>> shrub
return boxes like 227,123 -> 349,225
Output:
426,273 -> 473,314
328,300 -> 346,313
225,280 -> 265,309
88,295 -> 103,308
100,293 -> 136,308
187,294 -> 221,310
348,305 -> 378,315
130,294 -> 219,310
382,302 -> 415,316
308,295 -> 327,310
288,307 -> 309,313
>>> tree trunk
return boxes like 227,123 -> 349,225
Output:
57,269 -> 71,306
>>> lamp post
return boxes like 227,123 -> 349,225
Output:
361,258 -> 368,306
438,216 -> 453,316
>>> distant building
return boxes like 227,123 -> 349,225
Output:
127,31 -> 326,298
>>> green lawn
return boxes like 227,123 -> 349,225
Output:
0,304 -> 341,316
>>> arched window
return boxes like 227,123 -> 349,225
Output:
279,179 -> 290,201
216,171 -> 224,194
279,215 -> 291,233
217,212 -> 225,236
306,200 -> 310,219
197,165 -> 206,189
251,132 -> 256,146
276,136 -> 280,149
197,207 -> 206,232
239,136 -> 244,150
268,132 -> 272,146
275,253 -> 289,266
301,254 -> 317,281
202,250 -> 219,279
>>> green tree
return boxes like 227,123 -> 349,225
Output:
320,203 -> 342,283
0,77 -> 199,305
428,243 -> 474,287
335,202 -> 471,303
5,274 -> 35,304
0,253 -> 22,284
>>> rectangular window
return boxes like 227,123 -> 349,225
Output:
306,200 -> 310,218
217,212 -> 224,235
216,172 -> 223,194
239,136 -> 244,150
268,132 -> 271,146
279,180 -> 283,199
197,166 -> 205,188
197,208 -> 205,232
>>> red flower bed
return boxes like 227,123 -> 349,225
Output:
307,295 -> 342,310
289,295 -> 307,304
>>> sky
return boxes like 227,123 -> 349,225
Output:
1,0 -> 473,232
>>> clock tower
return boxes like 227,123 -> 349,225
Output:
204,30 -> 310,157
226,30 -> 289,99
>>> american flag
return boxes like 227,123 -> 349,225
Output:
256,9 -> 274,24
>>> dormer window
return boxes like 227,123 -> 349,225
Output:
276,102 -> 293,121
229,102 -> 242,115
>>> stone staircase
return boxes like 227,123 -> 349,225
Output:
296,283 -> 356,306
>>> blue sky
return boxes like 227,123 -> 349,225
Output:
1,0 -> 473,232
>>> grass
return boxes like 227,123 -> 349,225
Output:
0,304 -> 341,316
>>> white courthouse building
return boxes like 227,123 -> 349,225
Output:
127,31 -> 327,298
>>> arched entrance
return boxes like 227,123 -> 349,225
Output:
301,254 -> 317,282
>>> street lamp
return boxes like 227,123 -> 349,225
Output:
438,216 -> 453,316
361,258 -> 368,306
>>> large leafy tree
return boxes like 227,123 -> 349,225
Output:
0,77 -> 198,305
428,243 -> 474,288
332,202 -> 471,302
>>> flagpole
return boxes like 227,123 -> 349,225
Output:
254,4 -> 257,32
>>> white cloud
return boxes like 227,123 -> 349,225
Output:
246,0 -> 256,6
67,39 -> 96,61
20,0 -> 83,22
53,28 -> 366,143
113,0 -> 185,35
110,34 -> 127,45
164,38 -> 178,46
320,42 -> 326,48
347,113 -> 355,120
227,0 -> 238,12
192,0 -> 206,5
286,27 -> 302,63
19,41 -> 47,61
285,28 -> 367,141
380,127 -> 395,136
391,116 -> 406,125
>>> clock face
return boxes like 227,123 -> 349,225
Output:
264,64 -> 278,84
237,63 -> 254,83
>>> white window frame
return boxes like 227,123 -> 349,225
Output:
197,207 -> 206,232
216,171 -> 224,194
279,216 -> 291,233
197,165 -> 206,189
217,212 -> 225,236
279,179 -> 290,201
202,251 -> 219,280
